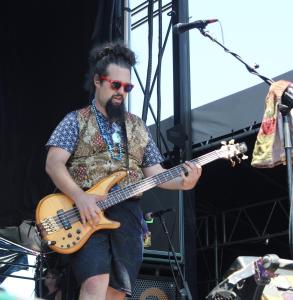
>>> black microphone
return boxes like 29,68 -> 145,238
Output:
144,208 -> 174,221
173,19 -> 218,34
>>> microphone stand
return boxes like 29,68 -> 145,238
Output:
158,214 -> 192,300
35,243 -> 45,298
198,27 -> 293,256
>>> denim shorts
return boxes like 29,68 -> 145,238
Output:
70,199 -> 144,296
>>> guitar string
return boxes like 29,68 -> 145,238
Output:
51,148 -> 241,228
52,151 -> 224,227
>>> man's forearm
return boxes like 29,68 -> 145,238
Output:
46,161 -> 84,202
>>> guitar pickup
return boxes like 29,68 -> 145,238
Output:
57,209 -> 72,230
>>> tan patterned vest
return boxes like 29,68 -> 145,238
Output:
67,106 -> 149,190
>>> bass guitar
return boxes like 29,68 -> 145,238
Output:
36,141 -> 247,254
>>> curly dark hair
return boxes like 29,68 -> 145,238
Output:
44,268 -> 62,288
86,41 -> 136,98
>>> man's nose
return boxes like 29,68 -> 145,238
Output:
117,85 -> 125,94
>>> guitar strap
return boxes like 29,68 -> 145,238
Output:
121,119 -> 130,171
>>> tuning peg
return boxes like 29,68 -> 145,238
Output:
228,139 -> 235,145
221,141 -> 227,145
230,158 -> 236,167
236,156 -> 241,164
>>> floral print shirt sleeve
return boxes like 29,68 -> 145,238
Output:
141,124 -> 164,168
46,111 -> 79,153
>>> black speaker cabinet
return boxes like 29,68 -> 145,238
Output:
140,188 -> 184,262
129,276 -> 179,300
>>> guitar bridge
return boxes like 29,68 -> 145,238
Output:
40,216 -> 59,235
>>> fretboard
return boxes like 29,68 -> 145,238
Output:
97,148 -> 222,210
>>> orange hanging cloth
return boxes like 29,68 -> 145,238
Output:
251,80 -> 293,168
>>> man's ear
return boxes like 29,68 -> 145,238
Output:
94,74 -> 100,87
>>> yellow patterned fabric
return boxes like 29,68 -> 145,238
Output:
67,106 -> 148,189
251,80 -> 292,168
261,274 -> 293,299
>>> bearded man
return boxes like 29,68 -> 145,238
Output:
45,41 -> 202,300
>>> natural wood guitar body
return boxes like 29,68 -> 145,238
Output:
36,171 -> 127,254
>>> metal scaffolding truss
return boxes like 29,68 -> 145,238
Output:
196,196 -> 289,251
131,1 -> 172,30
192,124 -> 261,154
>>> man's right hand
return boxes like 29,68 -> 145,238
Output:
73,192 -> 106,227
46,147 -> 107,227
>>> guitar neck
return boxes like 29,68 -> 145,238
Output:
98,149 -> 221,211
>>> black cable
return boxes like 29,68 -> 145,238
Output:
141,1 -> 154,122
156,0 -> 163,151
132,16 -> 173,157
167,210 -> 182,293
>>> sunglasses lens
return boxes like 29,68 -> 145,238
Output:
111,81 -> 122,90
124,84 -> 134,92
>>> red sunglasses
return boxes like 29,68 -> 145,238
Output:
100,76 -> 134,93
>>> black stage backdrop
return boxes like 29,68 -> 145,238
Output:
0,0 -> 123,226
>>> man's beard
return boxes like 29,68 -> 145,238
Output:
105,95 -> 126,123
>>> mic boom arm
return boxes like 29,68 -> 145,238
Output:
197,28 -> 274,86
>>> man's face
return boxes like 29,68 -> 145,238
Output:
94,64 -> 132,121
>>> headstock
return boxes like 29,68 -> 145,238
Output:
216,140 -> 248,166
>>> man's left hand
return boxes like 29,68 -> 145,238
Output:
180,161 -> 202,190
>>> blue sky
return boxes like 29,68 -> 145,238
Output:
129,0 -> 293,124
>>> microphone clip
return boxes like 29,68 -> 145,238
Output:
144,208 -> 174,222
